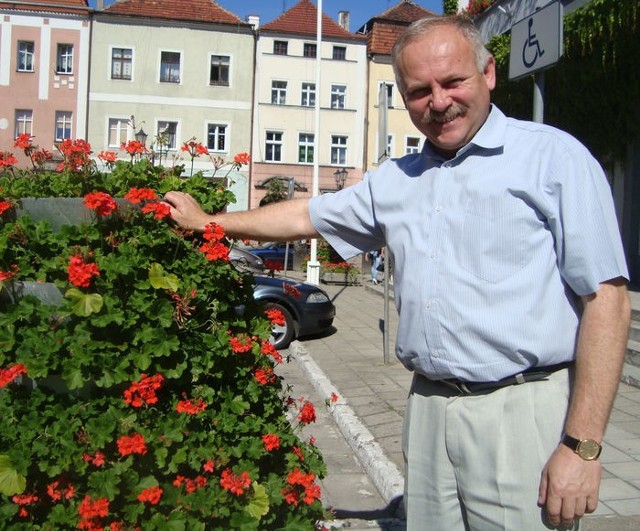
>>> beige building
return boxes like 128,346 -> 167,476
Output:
249,0 -> 367,208
89,0 -> 255,209
358,0 -> 437,172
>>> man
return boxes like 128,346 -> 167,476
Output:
164,15 -> 630,531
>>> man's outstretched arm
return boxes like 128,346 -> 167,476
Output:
163,191 -> 320,241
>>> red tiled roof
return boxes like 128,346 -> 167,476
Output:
361,0 -> 437,56
0,0 -> 89,13
261,0 -> 365,41
103,0 -> 244,25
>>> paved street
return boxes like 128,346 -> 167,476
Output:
277,274 -> 640,530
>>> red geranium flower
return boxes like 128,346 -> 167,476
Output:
0,151 -> 18,167
0,200 -> 14,216
0,264 -> 19,282
124,373 -> 164,408
297,401 -> 316,424
260,340 -> 283,364
200,241 -> 229,261
141,201 -> 171,220
124,187 -> 158,204
83,191 -> 118,217
78,495 -> 109,518
137,486 -> 163,505
234,152 -> 251,165
261,433 -> 280,452
176,397 -> 207,415
67,254 -> 100,288
116,433 -> 147,457
220,468 -> 251,496
0,363 -> 27,388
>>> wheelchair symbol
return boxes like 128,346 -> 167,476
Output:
522,18 -> 545,68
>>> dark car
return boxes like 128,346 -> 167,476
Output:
253,275 -> 335,349
248,242 -> 295,270
229,246 -> 266,273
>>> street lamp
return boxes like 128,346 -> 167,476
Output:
333,167 -> 348,190
135,128 -> 148,146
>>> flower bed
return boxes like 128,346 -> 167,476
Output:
320,262 -> 360,285
0,138 -> 329,529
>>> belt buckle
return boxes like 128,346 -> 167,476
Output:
440,379 -> 473,395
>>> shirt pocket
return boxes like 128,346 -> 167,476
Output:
460,195 -> 527,283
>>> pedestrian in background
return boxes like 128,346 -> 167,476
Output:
365,248 -> 383,284
163,14 -> 630,531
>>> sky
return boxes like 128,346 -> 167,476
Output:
89,1 -> 444,30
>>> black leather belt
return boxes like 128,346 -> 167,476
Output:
435,362 -> 573,395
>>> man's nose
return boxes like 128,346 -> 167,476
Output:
430,87 -> 450,111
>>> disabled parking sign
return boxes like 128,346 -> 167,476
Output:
509,1 -> 563,80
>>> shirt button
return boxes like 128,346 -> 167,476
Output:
435,205 -> 442,212
426,300 -> 432,309
430,251 -> 437,259
432,351 -> 439,358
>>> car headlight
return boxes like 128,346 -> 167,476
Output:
305,291 -> 330,304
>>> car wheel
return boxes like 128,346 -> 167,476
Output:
266,302 -> 295,350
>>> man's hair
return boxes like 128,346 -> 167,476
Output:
391,14 -> 492,94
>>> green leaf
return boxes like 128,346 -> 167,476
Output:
0,455 -> 27,496
136,475 -> 159,491
64,288 -> 103,316
245,481 -> 269,519
149,262 -> 180,291
230,395 -> 250,415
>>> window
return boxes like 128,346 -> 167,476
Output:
303,43 -> 317,58
160,51 -> 181,83
301,82 -> 316,107
17,41 -> 35,72
405,136 -> 421,155
55,111 -> 73,141
380,82 -> 394,108
157,121 -> 177,150
15,110 -> 33,137
330,85 -> 346,109
111,47 -> 132,80
56,44 -> 73,74
273,40 -> 288,55
331,135 -> 347,165
332,46 -> 346,60
271,81 -> 287,105
207,123 -> 227,152
379,134 -> 393,162
298,133 -> 314,163
265,131 -> 283,162
210,55 -> 230,86
108,118 -> 129,147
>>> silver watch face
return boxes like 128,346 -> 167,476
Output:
577,439 -> 601,460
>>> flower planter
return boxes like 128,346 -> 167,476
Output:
321,271 -> 359,285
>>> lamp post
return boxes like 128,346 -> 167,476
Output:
135,128 -> 148,146
333,167 -> 348,190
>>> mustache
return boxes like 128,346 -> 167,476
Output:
423,105 -> 464,124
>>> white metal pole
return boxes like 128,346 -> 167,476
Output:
306,0 -> 322,285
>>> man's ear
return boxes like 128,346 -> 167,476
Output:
484,55 -> 497,91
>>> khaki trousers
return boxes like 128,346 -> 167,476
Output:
402,368 -> 574,530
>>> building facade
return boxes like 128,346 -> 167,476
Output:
249,0 -> 367,207
0,0 -> 91,164
90,0 -> 255,209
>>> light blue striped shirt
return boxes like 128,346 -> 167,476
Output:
309,106 -> 629,381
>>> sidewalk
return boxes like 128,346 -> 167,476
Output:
279,275 -> 640,530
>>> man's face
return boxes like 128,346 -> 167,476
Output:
396,26 -> 496,158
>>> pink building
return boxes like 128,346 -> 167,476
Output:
0,0 -> 91,165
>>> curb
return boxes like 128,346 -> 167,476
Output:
289,341 -> 405,506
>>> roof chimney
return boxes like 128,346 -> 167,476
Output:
338,11 -> 350,31
97,0 -> 104,10
246,14 -> 260,29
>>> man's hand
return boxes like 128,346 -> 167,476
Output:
162,191 -> 214,232
538,444 -> 601,527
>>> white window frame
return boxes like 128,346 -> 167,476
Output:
108,118 -> 129,148
159,51 -> 181,84
330,135 -> 347,165
207,123 -> 228,153
301,82 -> 315,107
331,84 -> 346,109
298,133 -> 314,164
15,110 -> 33,137
55,111 -> 73,141
405,136 -> 421,155
156,120 -> 178,150
56,43 -> 73,74
271,80 -> 287,105
265,131 -> 283,162
17,41 -> 35,72
111,47 -> 133,80
209,54 -> 230,86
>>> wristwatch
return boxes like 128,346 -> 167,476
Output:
561,434 -> 602,460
